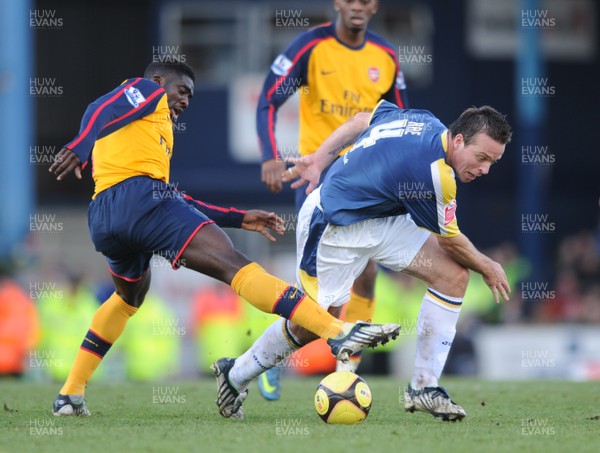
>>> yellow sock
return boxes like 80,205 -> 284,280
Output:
344,292 -> 376,323
231,262 -> 344,339
60,292 -> 137,395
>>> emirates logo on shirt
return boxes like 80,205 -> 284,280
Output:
444,199 -> 457,225
368,67 -> 380,82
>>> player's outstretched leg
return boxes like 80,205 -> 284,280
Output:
327,321 -> 401,362
216,317 -> 400,417
403,385 -> 466,422
254,318 -> 400,402
211,358 -> 248,419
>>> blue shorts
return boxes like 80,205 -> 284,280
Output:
88,176 -> 214,282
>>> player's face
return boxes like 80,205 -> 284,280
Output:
335,0 -> 379,32
451,133 -> 505,183
156,73 -> 194,121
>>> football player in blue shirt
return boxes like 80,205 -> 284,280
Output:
219,100 -> 512,421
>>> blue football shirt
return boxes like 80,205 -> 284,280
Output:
320,100 -> 460,237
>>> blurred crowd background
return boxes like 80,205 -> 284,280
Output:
1,0 -> 598,383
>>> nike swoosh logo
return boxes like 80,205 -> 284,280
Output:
320,70 -> 335,76
259,372 -> 278,393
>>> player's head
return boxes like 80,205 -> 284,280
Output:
447,106 -> 512,183
144,61 -> 195,121
334,0 -> 379,33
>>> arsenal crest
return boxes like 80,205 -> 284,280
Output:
368,67 -> 380,82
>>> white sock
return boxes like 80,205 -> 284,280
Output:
411,288 -> 462,389
229,318 -> 302,390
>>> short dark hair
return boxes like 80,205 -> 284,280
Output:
449,106 -> 512,145
144,61 -> 195,82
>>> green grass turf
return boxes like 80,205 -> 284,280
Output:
1,377 -> 599,453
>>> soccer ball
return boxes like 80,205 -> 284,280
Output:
314,371 -> 372,424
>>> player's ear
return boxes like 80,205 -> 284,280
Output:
333,0 -> 340,12
151,75 -> 165,87
372,0 -> 380,15
453,133 -> 465,148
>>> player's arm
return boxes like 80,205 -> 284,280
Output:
283,111 -> 371,194
382,52 -> 409,108
182,195 -> 284,242
437,234 -> 510,303
50,78 -> 165,181
403,158 -> 510,303
256,37 -> 311,193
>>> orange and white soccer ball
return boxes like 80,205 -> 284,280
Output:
314,371 -> 372,424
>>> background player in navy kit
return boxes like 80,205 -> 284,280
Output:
256,0 -> 408,399
222,100 -> 512,421
48,61 -> 400,417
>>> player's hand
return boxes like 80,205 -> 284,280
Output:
261,159 -> 286,193
482,261 -> 511,303
49,147 -> 82,181
282,155 -> 321,195
241,210 -> 285,242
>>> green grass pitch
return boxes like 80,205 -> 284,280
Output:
2,378 -> 599,453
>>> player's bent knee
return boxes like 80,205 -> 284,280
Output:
215,250 -> 252,284
115,290 -> 146,308
440,262 -> 469,294
113,271 -> 151,309
182,225 -> 251,284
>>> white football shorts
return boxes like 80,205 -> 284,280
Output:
297,187 -> 430,308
